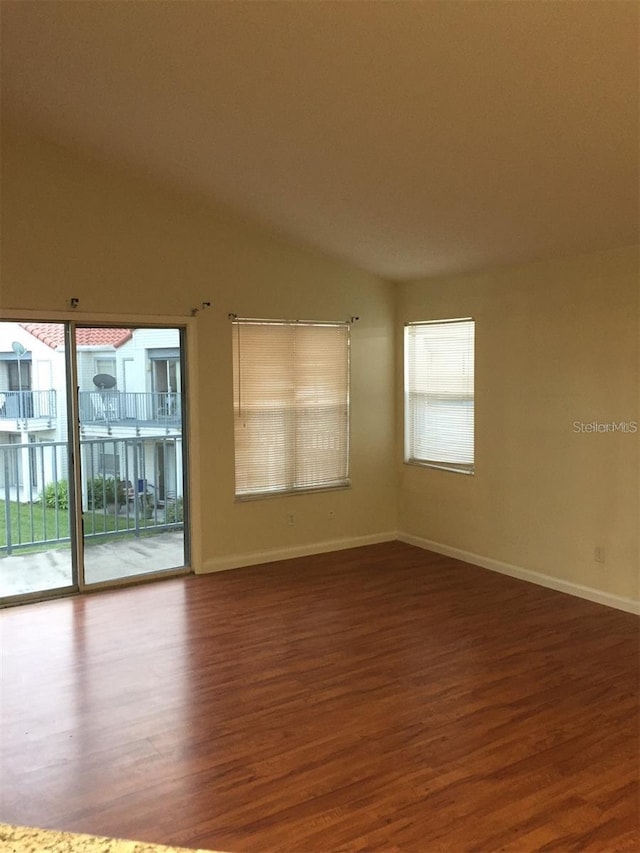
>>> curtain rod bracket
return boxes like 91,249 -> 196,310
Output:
70,297 -> 80,310
191,301 -> 212,317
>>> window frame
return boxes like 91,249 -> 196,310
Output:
232,318 -> 351,501
404,317 -> 475,475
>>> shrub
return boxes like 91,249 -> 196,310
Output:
42,479 -> 69,510
165,497 -> 184,524
87,476 -> 125,509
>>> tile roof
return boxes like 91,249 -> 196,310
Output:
19,324 -> 133,349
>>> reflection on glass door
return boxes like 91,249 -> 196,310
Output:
0,321 -> 75,601
77,326 -> 188,585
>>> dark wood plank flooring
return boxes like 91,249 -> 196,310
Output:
1,542 -> 638,852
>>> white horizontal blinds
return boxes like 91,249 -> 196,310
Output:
233,320 -> 349,497
405,319 -> 474,472
233,322 -> 295,496
293,323 -> 350,490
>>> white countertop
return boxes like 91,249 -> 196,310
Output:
0,824 -> 226,853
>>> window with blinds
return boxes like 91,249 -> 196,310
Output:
232,320 -> 350,498
404,318 -> 475,474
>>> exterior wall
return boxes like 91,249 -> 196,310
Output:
0,320 -> 57,392
0,322 -> 63,498
77,348 -> 117,392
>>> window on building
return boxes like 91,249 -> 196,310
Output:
404,318 -> 475,474
149,349 -> 181,419
94,358 -> 116,381
232,319 -> 350,498
8,359 -> 31,391
151,356 -> 180,394
98,449 -> 120,479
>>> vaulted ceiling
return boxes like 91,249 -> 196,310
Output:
1,1 -> 638,279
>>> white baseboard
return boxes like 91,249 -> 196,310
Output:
197,528 -> 639,616
200,531 -> 398,575
398,532 -> 640,615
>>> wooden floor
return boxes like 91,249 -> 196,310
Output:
1,542 -> 638,852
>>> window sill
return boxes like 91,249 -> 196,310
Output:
404,460 -> 474,476
235,482 -> 352,502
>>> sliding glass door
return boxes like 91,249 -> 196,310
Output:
0,321 -> 76,599
0,320 -> 189,604
77,326 -> 187,585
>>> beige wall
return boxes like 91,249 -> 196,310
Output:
2,125 -> 638,605
0,126 -> 398,571
397,247 -> 639,602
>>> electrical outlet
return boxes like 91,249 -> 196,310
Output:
287,513 -> 295,527
594,546 -> 605,564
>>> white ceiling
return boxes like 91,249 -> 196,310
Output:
1,1 -> 638,280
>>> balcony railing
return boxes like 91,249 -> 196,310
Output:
78,391 -> 182,428
0,390 -> 57,423
1,436 -> 183,555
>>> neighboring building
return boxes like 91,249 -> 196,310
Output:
0,322 -> 183,507
0,321 -> 65,503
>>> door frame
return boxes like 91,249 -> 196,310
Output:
0,309 -> 201,605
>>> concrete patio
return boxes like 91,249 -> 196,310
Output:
0,530 -> 186,599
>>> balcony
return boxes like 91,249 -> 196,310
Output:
0,390 -> 56,429
0,436 -> 184,558
78,391 -> 182,429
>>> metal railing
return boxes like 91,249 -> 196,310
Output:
0,390 -> 57,422
0,436 -> 183,555
78,391 -> 181,427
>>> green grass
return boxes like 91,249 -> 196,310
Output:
0,499 -> 160,550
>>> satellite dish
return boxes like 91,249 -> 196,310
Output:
11,341 -> 27,357
93,373 -> 116,390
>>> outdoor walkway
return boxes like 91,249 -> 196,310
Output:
0,531 -> 186,599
